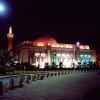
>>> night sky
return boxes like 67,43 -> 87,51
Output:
0,0 -> 99,53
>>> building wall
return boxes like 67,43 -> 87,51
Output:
14,45 -> 96,68
19,48 -> 28,64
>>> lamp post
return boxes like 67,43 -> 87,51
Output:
73,45 -> 75,69
76,42 -> 80,68
73,42 -> 80,69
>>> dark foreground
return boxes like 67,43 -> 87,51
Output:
0,72 -> 100,100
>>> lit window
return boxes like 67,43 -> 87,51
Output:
80,45 -> 85,49
62,53 -> 66,57
37,42 -> 44,46
52,44 -> 56,47
56,44 -> 60,47
69,44 -> 73,48
35,53 -> 40,57
41,53 -> 45,57
59,45 -> 63,48
85,46 -> 89,49
57,54 -> 60,57
47,43 -> 50,46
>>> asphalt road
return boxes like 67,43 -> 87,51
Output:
0,72 -> 100,100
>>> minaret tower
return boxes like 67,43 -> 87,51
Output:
7,26 -> 14,51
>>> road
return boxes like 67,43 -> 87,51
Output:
0,72 -> 100,100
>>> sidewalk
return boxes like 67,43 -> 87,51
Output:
0,72 -> 100,100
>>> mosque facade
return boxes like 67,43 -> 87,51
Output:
6,27 -> 96,68
12,35 -> 96,68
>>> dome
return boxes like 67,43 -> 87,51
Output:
33,35 -> 57,46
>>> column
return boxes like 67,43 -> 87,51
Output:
47,46 -> 51,65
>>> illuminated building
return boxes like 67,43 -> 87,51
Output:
13,35 -> 96,68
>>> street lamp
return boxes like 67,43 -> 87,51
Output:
76,42 -> 80,47
0,1 -> 11,17
73,41 -> 80,69
76,41 -> 80,67
0,4 -> 4,12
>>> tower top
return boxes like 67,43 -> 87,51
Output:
7,26 -> 14,38
9,26 -> 12,33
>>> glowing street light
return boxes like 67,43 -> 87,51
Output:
0,4 -> 4,12
76,41 -> 80,46
73,41 -> 80,68
0,1 -> 10,17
